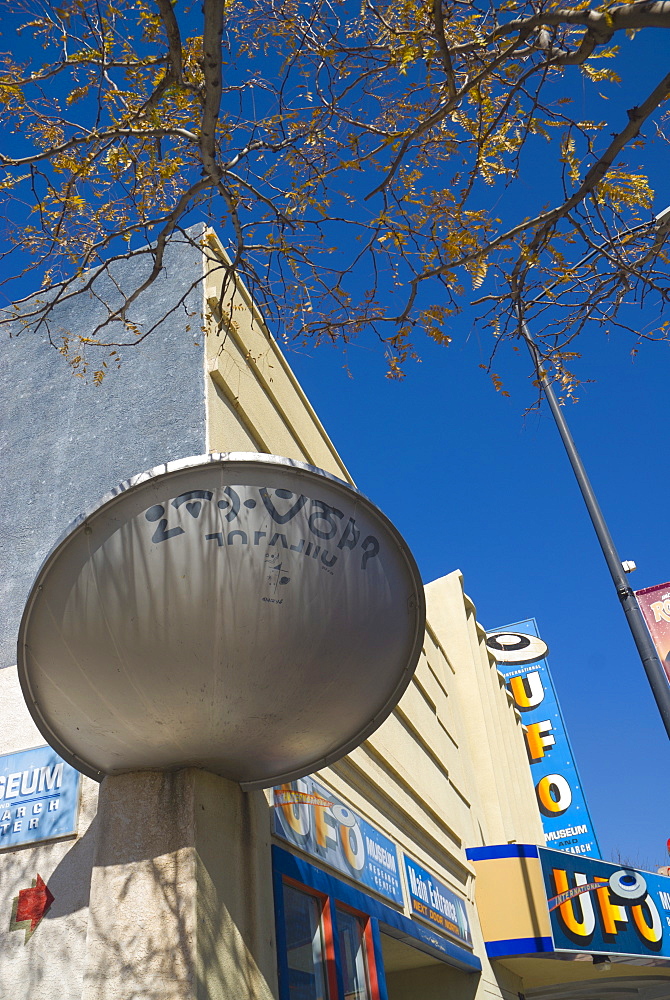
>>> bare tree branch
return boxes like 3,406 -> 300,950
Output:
0,0 -> 668,387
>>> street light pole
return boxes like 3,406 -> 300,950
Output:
518,311 -> 670,738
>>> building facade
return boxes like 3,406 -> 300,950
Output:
2,230 -> 669,1000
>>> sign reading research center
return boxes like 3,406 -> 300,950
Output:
0,745 -> 80,848
486,620 -> 599,858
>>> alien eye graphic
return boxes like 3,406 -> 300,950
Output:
485,631 -> 549,665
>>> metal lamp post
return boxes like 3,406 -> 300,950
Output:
516,212 -> 670,738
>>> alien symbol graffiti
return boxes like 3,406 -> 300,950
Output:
269,561 -> 291,590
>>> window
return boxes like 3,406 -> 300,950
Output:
336,907 -> 373,1000
278,877 -> 380,1000
274,846 -> 480,1000
284,883 -> 331,1000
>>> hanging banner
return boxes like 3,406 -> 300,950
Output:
540,848 -> 670,959
404,855 -> 472,946
0,745 -> 81,848
634,582 -> 670,685
272,776 -> 404,905
486,619 -> 600,858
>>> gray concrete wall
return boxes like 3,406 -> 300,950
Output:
0,230 -> 208,669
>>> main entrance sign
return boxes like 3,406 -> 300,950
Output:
18,454 -> 425,789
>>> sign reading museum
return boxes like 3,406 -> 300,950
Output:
0,745 -> 81,848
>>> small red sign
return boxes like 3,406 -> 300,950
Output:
16,875 -> 54,931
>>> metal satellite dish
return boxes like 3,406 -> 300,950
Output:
18,454 -> 425,790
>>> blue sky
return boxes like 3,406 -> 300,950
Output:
278,22 -> 670,872
287,306 -> 670,872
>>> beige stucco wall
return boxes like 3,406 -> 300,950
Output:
307,569 -> 544,1000
202,232 -> 351,482
384,959 -> 523,1000
424,579 -> 544,850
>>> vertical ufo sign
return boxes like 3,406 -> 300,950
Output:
18,454 -> 425,790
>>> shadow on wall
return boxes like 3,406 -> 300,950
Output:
3,806 -> 99,1000
43,768 -> 279,1000
7,768 -> 278,999
41,813 -> 99,922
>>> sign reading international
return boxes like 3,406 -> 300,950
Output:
635,582 -> 670,685
0,745 -> 81,848
272,777 -> 404,905
403,856 -> 472,946
540,847 -> 670,960
487,619 -> 600,858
